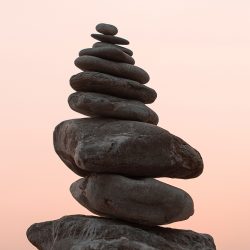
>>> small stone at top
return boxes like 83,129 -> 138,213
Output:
96,23 -> 118,36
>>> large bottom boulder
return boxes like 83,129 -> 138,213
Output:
27,215 -> 216,250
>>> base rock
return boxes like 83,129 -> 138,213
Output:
26,215 -> 216,250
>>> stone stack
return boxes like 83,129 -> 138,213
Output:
27,23 -> 216,250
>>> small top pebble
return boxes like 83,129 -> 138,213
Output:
96,23 -> 118,36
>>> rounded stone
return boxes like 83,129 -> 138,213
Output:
91,34 -> 129,45
68,92 -> 159,125
53,118 -> 204,178
70,72 -> 157,104
70,175 -> 194,226
79,47 -> 135,65
93,42 -> 133,56
96,23 -> 118,35
75,55 -> 150,84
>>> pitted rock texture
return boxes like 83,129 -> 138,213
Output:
26,215 -> 216,250
96,23 -> 118,35
79,47 -> 135,64
91,33 -> 129,45
70,71 -> 156,104
53,118 -> 203,178
70,174 -> 194,225
75,55 -> 149,84
68,92 -> 159,124
93,42 -> 133,56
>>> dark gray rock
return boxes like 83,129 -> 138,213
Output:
26,215 -> 216,250
70,174 -> 194,225
53,118 -> 204,178
70,72 -> 156,104
75,55 -> 149,84
96,23 -> 118,35
79,47 -> 135,64
91,33 -> 129,45
72,238 -> 157,250
93,42 -> 133,56
68,92 -> 159,125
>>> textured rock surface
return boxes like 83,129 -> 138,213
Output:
70,71 -> 156,104
93,41 -> 133,56
96,23 -> 118,35
91,33 -> 129,45
26,215 -> 216,250
53,118 -> 203,178
68,92 -> 159,124
70,174 -> 194,225
79,47 -> 135,64
75,55 -> 149,84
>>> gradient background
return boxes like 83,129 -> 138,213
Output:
1,1 -> 250,249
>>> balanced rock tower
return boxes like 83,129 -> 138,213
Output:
27,23 -> 216,250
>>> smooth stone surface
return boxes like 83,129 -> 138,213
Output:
91,33 -> 129,45
53,118 -> 204,178
75,55 -> 149,84
68,92 -> 159,124
79,47 -> 135,64
70,72 -> 157,104
70,174 -> 194,225
96,23 -> 118,35
93,42 -> 133,56
27,215 -> 216,250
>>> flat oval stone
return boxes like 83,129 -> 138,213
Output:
93,42 -> 133,56
75,55 -> 149,84
91,34 -> 129,45
70,72 -> 157,104
70,175 -> 194,226
70,174 -> 194,226
96,23 -> 118,35
68,92 -> 159,125
79,47 -> 135,65
53,119 -> 204,178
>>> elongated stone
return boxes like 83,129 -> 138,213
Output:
26,215 -> 216,250
53,119 -> 204,178
93,42 -> 133,56
91,33 -> 129,45
71,174 -> 194,225
68,92 -> 158,124
75,55 -> 149,84
70,72 -> 156,104
96,23 -> 118,35
79,47 -> 135,64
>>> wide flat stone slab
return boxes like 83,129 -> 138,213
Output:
70,71 -> 156,104
70,174 -> 194,225
79,47 -> 135,64
68,92 -> 159,124
93,42 -> 133,56
53,118 -> 203,178
26,215 -> 216,250
75,55 -> 149,84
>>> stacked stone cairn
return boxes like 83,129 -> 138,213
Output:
27,23 -> 216,250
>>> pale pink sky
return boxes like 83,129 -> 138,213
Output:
1,1 -> 250,249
